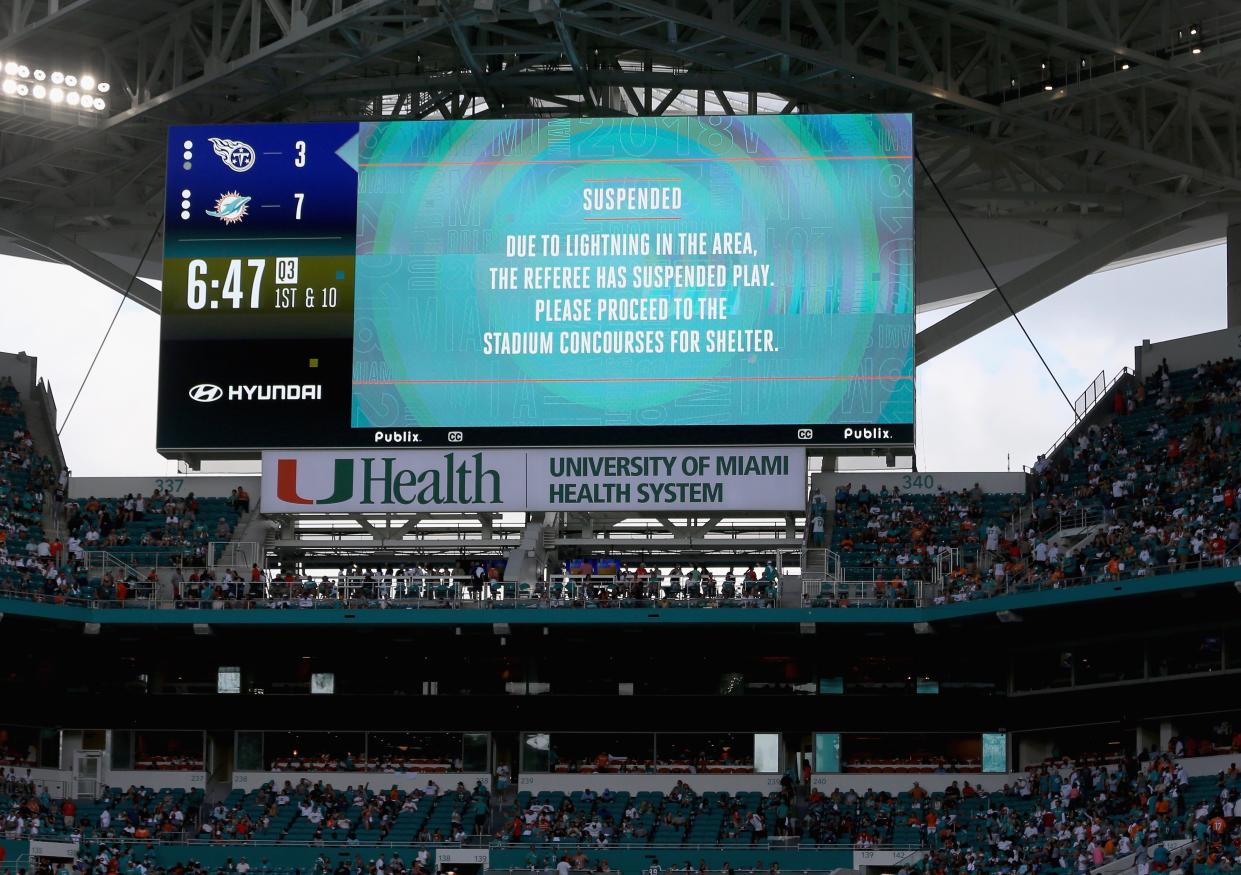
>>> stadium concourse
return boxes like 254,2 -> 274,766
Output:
2,329 -> 1241,875
4,357 -> 1241,610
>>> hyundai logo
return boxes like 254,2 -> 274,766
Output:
188,383 -> 224,403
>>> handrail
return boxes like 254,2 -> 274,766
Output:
1035,367 -> 1134,465
2,553 -> 1236,613
24,832 -> 911,853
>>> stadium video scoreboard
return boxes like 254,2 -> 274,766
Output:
157,115 -> 914,455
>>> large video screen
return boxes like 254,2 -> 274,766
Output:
158,115 -> 913,454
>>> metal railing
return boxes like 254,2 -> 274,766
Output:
5,551 -> 1238,613
798,548 -> 841,584
84,548 -> 200,574
802,578 -> 929,607
490,869 -> 844,875
1034,367 -> 1134,466
932,547 -> 958,586
1052,506 -> 1104,536
0,572 -> 783,610
210,540 -> 262,573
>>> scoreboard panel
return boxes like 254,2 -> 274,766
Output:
158,116 -> 914,456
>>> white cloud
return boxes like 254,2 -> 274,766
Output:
0,243 -> 1229,476
915,244 -> 1226,471
0,259 -> 170,476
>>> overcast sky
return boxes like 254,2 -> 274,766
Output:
0,244 -> 1227,476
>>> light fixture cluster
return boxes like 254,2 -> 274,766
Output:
0,61 -> 110,111
1177,24 -> 1204,55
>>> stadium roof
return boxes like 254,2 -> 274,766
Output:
0,0 -> 1238,360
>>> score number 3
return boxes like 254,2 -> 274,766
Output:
293,139 -> 306,219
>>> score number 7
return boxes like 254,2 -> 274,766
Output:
294,192 -> 304,220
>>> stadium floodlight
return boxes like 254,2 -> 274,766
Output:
79,74 -> 94,90
15,83 -> 27,96
31,84 -> 44,99
97,81 -> 109,93
32,68 -> 44,80
48,87 -> 63,102
50,70 -> 63,84
92,96 -> 105,110
66,91 -> 79,105
1,80 -> 14,95
16,65 -> 27,78
64,74 -> 76,86
3,62 -> 15,76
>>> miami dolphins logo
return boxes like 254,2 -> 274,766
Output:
206,191 -> 251,224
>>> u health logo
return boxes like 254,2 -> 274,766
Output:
275,454 -> 502,507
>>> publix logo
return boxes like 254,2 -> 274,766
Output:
275,453 -> 502,507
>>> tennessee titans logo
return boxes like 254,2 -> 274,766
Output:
208,137 -> 256,172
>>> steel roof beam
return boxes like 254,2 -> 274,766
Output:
915,197 -> 1194,363
0,208 -> 161,311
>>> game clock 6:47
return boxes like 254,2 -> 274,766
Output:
186,257 -> 266,309
177,256 -> 342,313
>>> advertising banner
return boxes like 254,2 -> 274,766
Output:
261,447 -> 805,512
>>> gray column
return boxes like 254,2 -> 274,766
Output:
1229,221 -> 1241,326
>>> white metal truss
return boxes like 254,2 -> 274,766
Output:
0,0 -> 1235,352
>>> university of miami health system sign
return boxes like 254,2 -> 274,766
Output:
261,447 -> 805,513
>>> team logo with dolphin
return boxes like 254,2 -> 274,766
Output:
206,191 -> 251,224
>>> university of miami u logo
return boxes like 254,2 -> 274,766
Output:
275,458 -> 353,505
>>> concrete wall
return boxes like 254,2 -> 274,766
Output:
104,769 -> 206,791
0,350 -> 38,397
1135,326 -> 1241,379
519,773 -> 785,795
813,472 -> 1027,504
811,772 -> 1020,796
232,770 -> 489,793
69,475 -> 261,500
0,766 -> 72,799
